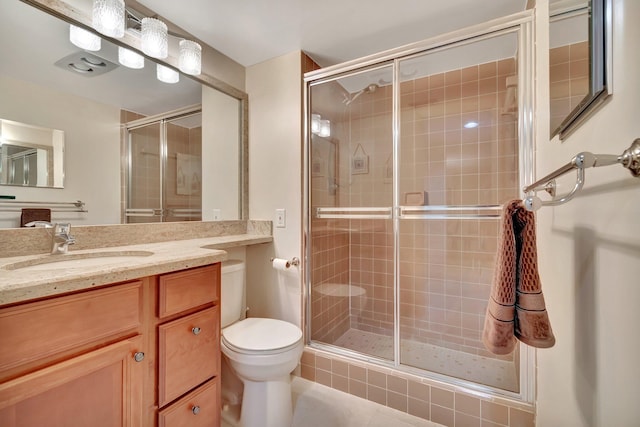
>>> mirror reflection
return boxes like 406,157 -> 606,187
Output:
549,0 -> 611,138
549,3 -> 589,135
0,1 -> 243,228
0,119 -> 64,188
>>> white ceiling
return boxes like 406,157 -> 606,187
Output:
136,0 -> 528,67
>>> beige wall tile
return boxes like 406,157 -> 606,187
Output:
432,404 -> 455,427
456,393 -> 481,416
431,387 -> 454,408
481,401 -> 509,424
508,408 -> 534,427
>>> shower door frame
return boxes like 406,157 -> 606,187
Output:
303,11 -> 536,403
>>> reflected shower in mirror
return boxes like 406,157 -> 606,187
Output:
0,0 -> 244,228
0,119 -> 64,188
549,0 -> 611,139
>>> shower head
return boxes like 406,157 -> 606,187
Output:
343,83 -> 379,106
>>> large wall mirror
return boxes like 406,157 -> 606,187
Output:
0,0 -> 247,228
549,0 -> 611,139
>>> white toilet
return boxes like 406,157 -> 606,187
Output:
220,260 -> 304,427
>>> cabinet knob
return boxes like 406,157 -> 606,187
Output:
192,327 -> 201,335
133,352 -> 145,362
192,405 -> 201,415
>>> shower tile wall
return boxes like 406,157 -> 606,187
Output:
298,348 -> 535,427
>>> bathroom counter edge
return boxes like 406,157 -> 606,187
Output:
0,234 -> 272,306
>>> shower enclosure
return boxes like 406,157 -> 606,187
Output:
305,16 -> 534,397
124,107 -> 202,223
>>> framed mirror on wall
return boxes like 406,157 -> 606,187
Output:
549,0 -> 611,139
0,0 -> 247,228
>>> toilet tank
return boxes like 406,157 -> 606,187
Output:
221,260 -> 245,328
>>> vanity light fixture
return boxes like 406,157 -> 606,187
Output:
141,17 -> 168,59
157,64 -> 179,84
69,25 -> 101,51
178,40 -> 202,75
319,119 -> 331,138
92,0 -> 125,38
118,46 -> 144,69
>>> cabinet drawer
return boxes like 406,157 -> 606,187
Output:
0,281 -> 143,374
158,264 -> 219,318
158,378 -> 219,427
158,306 -> 220,406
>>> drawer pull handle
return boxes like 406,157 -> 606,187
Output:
133,352 -> 145,362
192,405 -> 201,415
192,327 -> 201,335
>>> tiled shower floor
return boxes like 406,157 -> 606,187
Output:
333,328 -> 518,392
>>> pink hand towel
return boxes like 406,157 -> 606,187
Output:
513,203 -> 555,348
482,200 -> 555,355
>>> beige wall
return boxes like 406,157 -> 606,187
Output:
535,0 -> 640,425
245,51 -> 304,325
0,75 -> 121,228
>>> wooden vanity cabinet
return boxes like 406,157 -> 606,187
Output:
0,280 -> 147,427
0,262 -> 222,427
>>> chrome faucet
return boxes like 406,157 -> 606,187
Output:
25,221 -> 76,254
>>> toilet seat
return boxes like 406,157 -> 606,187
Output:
222,318 -> 303,356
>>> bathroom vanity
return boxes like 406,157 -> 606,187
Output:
0,228 -> 272,427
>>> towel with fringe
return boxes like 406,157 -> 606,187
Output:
482,200 -> 555,355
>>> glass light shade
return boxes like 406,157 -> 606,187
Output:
178,40 -> 202,75
157,64 -> 179,84
118,47 -> 144,69
141,17 -> 168,59
311,114 -> 321,134
319,119 -> 331,137
69,25 -> 101,51
92,0 -> 125,38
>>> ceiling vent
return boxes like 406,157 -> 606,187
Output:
54,52 -> 118,77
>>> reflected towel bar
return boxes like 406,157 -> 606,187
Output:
0,199 -> 87,212
522,138 -> 640,211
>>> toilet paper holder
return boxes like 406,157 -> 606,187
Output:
270,257 -> 300,268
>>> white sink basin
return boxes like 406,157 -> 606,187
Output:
3,251 -> 154,271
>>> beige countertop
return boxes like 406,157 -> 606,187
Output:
0,234 -> 272,306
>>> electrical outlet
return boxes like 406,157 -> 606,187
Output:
275,209 -> 286,228
212,209 -> 221,220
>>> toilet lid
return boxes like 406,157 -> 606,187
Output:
222,318 -> 302,353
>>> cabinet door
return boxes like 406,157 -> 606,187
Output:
158,306 -> 219,406
0,336 -> 144,427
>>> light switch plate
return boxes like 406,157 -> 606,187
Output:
275,209 -> 286,228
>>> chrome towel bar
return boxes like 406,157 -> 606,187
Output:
522,139 -> 640,211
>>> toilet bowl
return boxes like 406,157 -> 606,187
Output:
221,260 -> 304,427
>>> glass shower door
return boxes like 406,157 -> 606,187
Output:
125,110 -> 202,223
164,113 -> 202,222
308,65 -> 395,360
396,32 -> 521,392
